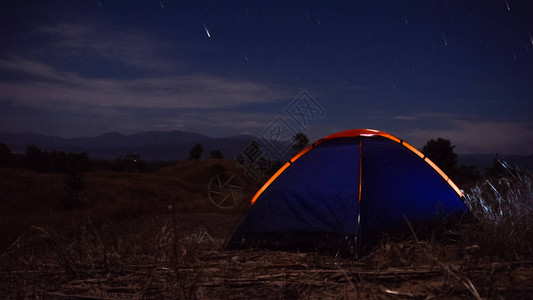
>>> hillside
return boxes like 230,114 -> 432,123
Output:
0,159 -> 264,249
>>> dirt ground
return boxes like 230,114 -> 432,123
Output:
2,212 -> 533,299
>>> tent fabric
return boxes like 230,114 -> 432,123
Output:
228,129 -> 467,255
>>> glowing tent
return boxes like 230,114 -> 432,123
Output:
228,129 -> 467,255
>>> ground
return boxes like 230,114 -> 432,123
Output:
1,160 -> 532,299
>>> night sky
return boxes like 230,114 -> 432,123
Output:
1,0 -> 532,154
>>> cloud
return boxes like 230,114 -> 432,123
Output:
147,109 -> 281,135
402,120 -> 533,155
365,111 -> 532,154
389,112 -> 476,122
30,23 -> 179,71
0,58 -> 290,109
0,21 -> 297,137
0,100 -> 284,138
392,115 -> 419,120
1,21 -> 293,110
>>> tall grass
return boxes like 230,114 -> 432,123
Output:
463,159 -> 533,259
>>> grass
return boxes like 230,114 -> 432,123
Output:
0,159 -> 257,249
463,159 -> 533,259
1,159 -> 532,298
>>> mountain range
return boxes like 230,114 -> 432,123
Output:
0,131 -> 265,161
1,131 -> 532,171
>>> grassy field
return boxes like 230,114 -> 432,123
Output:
1,159 -> 532,299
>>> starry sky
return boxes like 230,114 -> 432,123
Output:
1,0 -> 532,154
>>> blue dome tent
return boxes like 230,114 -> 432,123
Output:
228,129 -> 467,255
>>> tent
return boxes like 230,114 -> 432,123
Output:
228,129 -> 467,255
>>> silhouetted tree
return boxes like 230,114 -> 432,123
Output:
125,153 -> 141,172
422,138 -> 457,175
21,144 -> 90,173
189,143 -> 203,161
292,133 -> 309,155
52,150 -> 68,172
67,152 -> 90,173
112,156 -> 125,172
209,149 -> 223,159
0,143 -> 12,167
112,153 -> 145,172
25,144 -> 45,171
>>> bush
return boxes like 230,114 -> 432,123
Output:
189,143 -> 203,161
0,142 -> 12,167
209,150 -> 223,159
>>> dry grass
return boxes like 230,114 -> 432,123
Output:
1,159 -> 533,298
0,159 -> 258,249
3,219 -> 532,299
463,160 -> 533,259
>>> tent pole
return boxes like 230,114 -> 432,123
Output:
355,138 -> 363,257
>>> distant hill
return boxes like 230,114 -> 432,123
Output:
1,131 -> 532,169
458,153 -> 533,172
0,131 -> 264,161
0,131 -> 210,149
